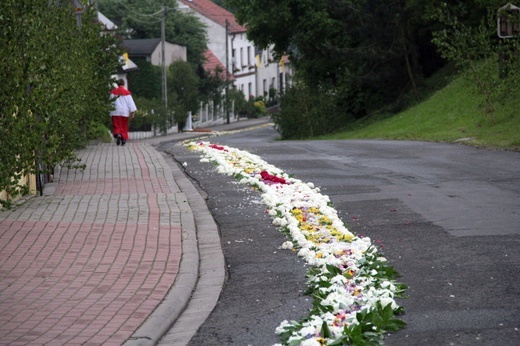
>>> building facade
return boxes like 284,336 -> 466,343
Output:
179,0 -> 291,100
123,38 -> 187,67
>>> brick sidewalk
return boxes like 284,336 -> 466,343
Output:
0,143 -> 183,345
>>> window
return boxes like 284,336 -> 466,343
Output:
247,46 -> 251,67
232,49 -> 237,71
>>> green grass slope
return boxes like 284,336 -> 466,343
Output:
318,75 -> 520,151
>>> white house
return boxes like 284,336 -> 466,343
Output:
179,0 -> 291,100
256,48 -> 293,99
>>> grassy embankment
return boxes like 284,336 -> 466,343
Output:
316,71 -> 520,151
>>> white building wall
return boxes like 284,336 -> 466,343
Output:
256,45 -> 281,98
203,20 -> 227,66
229,32 -> 256,98
151,42 -> 187,66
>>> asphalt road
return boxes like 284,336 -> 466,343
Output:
161,125 -> 520,345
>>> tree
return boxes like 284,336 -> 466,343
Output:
226,0 -> 439,117
0,0 -> 120,205
168,60 -> 200,130
127,58 -> 162,99
198,65 -> 229,106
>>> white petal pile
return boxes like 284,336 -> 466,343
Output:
183,140 -> 406,345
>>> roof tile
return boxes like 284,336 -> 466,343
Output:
203,49 -> 234,80
179,0 -> 246,33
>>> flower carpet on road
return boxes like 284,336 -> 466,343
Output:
183,140 -> 407,346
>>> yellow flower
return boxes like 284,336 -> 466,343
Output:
291,209 -> 302,216
341,234 -> 354,242
320,216 -> 332,225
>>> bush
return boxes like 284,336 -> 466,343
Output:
130,96 -> 165,132
267,87 -> 279,107
129,111 -> 153,132
253,99 -> 267,117
87,121 -> 112,143
272,83 -> 354,139
228,88 -> 248,117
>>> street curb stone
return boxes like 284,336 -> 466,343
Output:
156,150 -> 226,346
124,148 -> 225,346
124,191 -> 199,346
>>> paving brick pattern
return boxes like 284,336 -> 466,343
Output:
0,143 -> 183,345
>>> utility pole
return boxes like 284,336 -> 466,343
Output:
225,20 -> 230,124
161,4 -> 168,134
73,0 -> 84,29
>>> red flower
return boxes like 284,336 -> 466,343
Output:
209,144 -> 228,151
260,170 -> 288,184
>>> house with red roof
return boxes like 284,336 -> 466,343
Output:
203,49 -> 234,81
179,0 -> 291,101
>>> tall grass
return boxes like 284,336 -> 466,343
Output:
317,73 -> 520,151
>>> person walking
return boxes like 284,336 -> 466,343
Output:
110,79 -> 137,146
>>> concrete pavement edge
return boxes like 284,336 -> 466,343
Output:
157,149 -> 226,346
124,147 -> 225,346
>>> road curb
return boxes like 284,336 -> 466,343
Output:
123,149 -> 201,345
156,148 -> 226,345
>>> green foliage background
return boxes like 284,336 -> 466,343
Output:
169,60 -> 200,129
228,0 -> 519,140
128,58 -> 163,99
0,1 -> 121,204
272,83 -> 354,138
